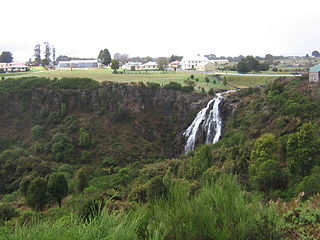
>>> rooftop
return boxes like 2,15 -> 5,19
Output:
143,61 -> 157,66
310,64 -> 320,73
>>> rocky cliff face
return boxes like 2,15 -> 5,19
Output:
0,82 -> 220,160
0,82 -> 239,160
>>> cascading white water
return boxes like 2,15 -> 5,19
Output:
183,90 -> 235,153
203,93 -> 223,145
183,98 -> 216,153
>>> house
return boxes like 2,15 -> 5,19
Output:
180,55 -> 209,70
0,62 -> 30,72
309,64 -> 320,83
122,62 -> 143,71
57,60 -> 99,69
168,60 -> 181,69
122,61 -> 159,71
141,61 -> 159,70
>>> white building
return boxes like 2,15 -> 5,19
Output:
57,60 -> 99,69
141,61 -> 159,70
122,62 -> 143,71
122,61 -> 159,71
0,62 -> 30,72
180,55 -> 209,70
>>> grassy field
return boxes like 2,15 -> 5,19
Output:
225,75 -> 278,88
1,68 -> 285,91
18,68 -> 228,91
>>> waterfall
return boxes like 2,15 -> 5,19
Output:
183,90 -> 234,153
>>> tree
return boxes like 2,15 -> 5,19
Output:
249,134 -> 287,193
74,168 -> 89,193
188,145 -> 213,179
79,128 -> 90,147
56,55 -> 71,62
43,42 -> 51,66
31,125 -> 45,140
52,46 -> 56,65
245,55 -> 260,72
47,173 -> 68,207
51,133 -> 74,162
26,177 -> 48,211
312,50 -> 320,58
237,56 -> 260,73
110,59 -> 120,73
296,166 -> 320,198
249,159 -> 287,193
19,175 -> 35,197
0,51 -> 13,63
113,53 -> 129,64
169,55 -> 183,62
156,57 -> 168,71
265,54 -> 274,61
237,59 -> 250,73
98,49 -> 112,66
287,123 -> 320,176
113,52 -> 121,61
250,133 -> 278,163
205,77 -> 210,85
34,44 -> 41,65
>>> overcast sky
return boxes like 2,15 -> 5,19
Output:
2,0 -> 320,61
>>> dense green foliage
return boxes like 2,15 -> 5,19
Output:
98,49 -> 112,66
1,75 -> 320,239
26,177 -> 48,211
0,51 -> 13,63
0,77 -> 100,93
237,55 -> 270,73
47,173 -> 68,207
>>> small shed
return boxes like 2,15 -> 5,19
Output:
309,64 -> 320,83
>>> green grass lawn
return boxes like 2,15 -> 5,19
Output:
18,68 -> 228,91
225,75 -> 278,88
3,68 -> 285,91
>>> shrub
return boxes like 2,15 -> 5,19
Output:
139,175 -> 282,240
52,78 -> 100,90
19,175 -> 35,197
163,82 -> 183,91
26,177 -> 48,211
129,184 -> 148,203
188,145 -> 213,179
74,168 -> 89,193
146,176 -> 168,200
0,204 -> 18,223
79,128 -> 91,148
31,125 -> 45,140
181,86 -> 194,93
77,195 -> 105,221
208,88 -> 215,96
146,82 -> 160,89
51,133 -> 74,162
